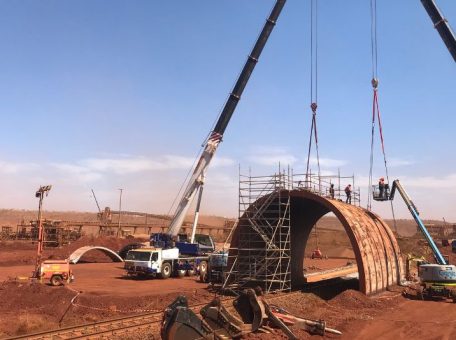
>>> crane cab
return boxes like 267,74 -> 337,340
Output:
372,184 -> 391,201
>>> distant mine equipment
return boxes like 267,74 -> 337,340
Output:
15,219 -> 82,246
421,223 -> 456,239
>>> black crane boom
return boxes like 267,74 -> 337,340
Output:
167,0 -> 287,237
421,0 -> 456,62
213,0 -> 286,135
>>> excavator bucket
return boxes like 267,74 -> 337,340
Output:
161,296 -> 213,340
232,288 -> 267,332
200,298 -> 245,338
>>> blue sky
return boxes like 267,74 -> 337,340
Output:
0,0 -> 455,221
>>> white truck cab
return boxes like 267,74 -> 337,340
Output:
124,247 -> 179,279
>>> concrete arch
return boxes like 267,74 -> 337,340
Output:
230,189 -> 404,295
69,246 -> 124,264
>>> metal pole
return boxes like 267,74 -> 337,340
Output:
33,185 -> 51,278
338,168 -> 341,200
35,193 -> 44,274
117,189 -> 123,237
190,184 -> 204,244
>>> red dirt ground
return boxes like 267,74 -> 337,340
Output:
0,263 -> 213,337
1,234 -> 456,339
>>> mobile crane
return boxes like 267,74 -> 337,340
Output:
373,180 -> 456,301
126,0 -> 287,279
166,0 -> 286,239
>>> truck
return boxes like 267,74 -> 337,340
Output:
124,247 -> 208,279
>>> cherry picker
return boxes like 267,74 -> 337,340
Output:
373,180 -> 456,301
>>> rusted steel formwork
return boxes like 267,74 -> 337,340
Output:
229,189 -> 404,295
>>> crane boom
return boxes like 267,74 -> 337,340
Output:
91,189 -> 102,214
167,0 -> 287,237
421,0 -> 456,62
389,180 -> 447,265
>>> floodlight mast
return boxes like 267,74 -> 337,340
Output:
33,185 -> 52,278
166,0 -> 287,238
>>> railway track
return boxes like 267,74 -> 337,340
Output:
5,298 -> 235,340
5,292 -> 302,340
5,311 -> 163,340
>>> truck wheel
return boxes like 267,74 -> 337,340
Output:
416,287 -> 424,300
159,262 -> 171,279
177,269 -> 186,278
450,290 -> 456,303
50,275 -> 63,286
199,271 -> 207,283
199,261 -> 208,275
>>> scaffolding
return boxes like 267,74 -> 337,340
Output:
224,170 -> 292,293
292,170 -> 361,206
223,168 -> 361,293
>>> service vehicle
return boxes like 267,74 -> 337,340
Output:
124,247 -> 208,279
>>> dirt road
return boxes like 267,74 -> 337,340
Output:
0,262 -> 207,296
343,299 -> 456,339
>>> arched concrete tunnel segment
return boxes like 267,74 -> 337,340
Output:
69,246 -> 124,264
229,189 -> 404,295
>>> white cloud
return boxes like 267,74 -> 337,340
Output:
212,157 -> 236,167
0,161 -> 38,174
247,146 -> 298,166
0,154 -> 236,186
309,157 -> 348,168
399,174 -> 456,189
79,155 -> 234,174
51,163 -> 103,183
388,158 -> 415,167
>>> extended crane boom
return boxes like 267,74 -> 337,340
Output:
421,0 -> 456,62
167,0 -> 287,237
375,179 -> 447,265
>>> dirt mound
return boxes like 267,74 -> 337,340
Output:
0,280 -> 77,336
0,241 -> 36,251
329,289 -> 380,309
0,280 -> 76,316
0,276 -> 214,337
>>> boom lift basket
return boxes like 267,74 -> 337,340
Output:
372,184 -> 390,201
